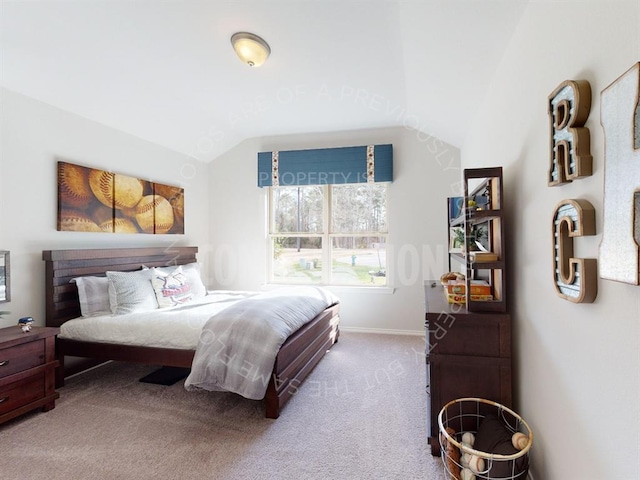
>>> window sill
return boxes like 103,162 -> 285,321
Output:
260,284 -> 395,295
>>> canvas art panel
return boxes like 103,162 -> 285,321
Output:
57,161 -> 184,234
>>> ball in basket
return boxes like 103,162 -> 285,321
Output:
512,432 -> 528,450
460,468 -> 475,480
462,432 -> 475,446
468,454 -> 485,475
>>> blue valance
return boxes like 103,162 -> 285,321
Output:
257,144 -> 393,187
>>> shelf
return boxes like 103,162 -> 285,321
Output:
468,260 -> 504,270
467,209 -> 502,223
467,299 -> 508,313
461,167 -> 507,313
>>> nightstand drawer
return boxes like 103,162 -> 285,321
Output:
0,340 -> 45,379
0,373 -> 45,415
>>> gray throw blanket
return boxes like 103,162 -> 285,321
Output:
184,287 -> 339,400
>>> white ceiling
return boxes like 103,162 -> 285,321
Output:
1,1 -> 528,162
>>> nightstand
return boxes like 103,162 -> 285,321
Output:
0,326 -> 60,425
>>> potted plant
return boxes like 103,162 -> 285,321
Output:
455,225 -> 487,251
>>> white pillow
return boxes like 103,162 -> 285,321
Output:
106,269 -> 158,315
71,276 -> 111,317
153,262 -> 207,300
151,266 -> 194,308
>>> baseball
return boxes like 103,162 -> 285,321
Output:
100,217 -> 139,234
460,468 -> 476,480
512,432 -> 528,450
154,184 -> 184,228
460,453 -> 470,468
169,190 -> 184,227
89,170 -> 144,210
468,454 -> 485,475
462,432 -> 475,447
153,183 -> 181,200
58,162 -> 93,208
58,210 -> 102,232
135,195 -> 174,234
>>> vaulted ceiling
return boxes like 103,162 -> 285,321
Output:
1,1 -> 528,162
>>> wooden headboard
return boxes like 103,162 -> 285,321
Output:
42,246 -> 199,328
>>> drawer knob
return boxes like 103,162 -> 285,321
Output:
0,396 -> 8,404
0,360 -> 9,367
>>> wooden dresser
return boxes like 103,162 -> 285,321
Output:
0,326 -> 60,425
424,281 -> 512,455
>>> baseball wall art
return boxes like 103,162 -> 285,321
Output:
57,161 -> 184,234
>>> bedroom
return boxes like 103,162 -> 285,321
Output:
1,1 -> 639,479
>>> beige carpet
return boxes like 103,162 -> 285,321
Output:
0,332 -> 446,480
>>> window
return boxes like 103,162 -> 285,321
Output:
268,184 -> 388,286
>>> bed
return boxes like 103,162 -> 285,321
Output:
42,246 -> 340,418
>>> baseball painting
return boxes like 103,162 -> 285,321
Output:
57,161 -> 185,234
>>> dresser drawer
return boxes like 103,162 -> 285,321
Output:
0,340 -> 45,379
0,373 -> 45,415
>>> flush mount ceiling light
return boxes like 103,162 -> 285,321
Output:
231,32 -> 271,67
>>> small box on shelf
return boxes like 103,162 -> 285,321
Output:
469,251 -> 499,263
443,280 -> 492,296
445,290 -> 494,305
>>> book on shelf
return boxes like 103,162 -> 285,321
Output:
445,292 -> 494,305
469,251 -> 499,263
443,280 -> 492,296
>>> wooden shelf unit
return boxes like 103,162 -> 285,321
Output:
462,167 -> 507,313
427,166 -> 512,456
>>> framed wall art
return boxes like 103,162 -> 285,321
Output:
599,62 -> 640,285
57,161 -> 184,234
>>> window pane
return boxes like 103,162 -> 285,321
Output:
272,237 -> 323,284
272,186 -> 323,233
331,236 -> 387,286
331,184 -> 387,234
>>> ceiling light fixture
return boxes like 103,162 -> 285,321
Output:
230,32 -> 271,67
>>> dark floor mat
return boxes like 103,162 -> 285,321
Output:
139,366 -> 191,386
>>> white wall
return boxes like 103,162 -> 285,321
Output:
207,127 -> 461,333
463,1 -> 640,478
0,88 -> 210,329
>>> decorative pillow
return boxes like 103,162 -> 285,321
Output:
106,269 -> 158,315
152,262 -> 207,300
473,415 -> 529,478
71,276 -> 111,317
151,266 -> 193,308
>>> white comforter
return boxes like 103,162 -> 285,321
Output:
59,291 -> 258,350
184,286 -> 339,400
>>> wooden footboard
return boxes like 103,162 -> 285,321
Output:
43,246 -> 340,418
265,303 -> 340,418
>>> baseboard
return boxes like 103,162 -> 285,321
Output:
339,326 -> 423,336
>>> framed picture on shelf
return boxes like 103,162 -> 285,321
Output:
449,226 -> 465,253
448,197 -> 464,223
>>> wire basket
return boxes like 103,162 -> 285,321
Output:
438,398 -> 533,480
